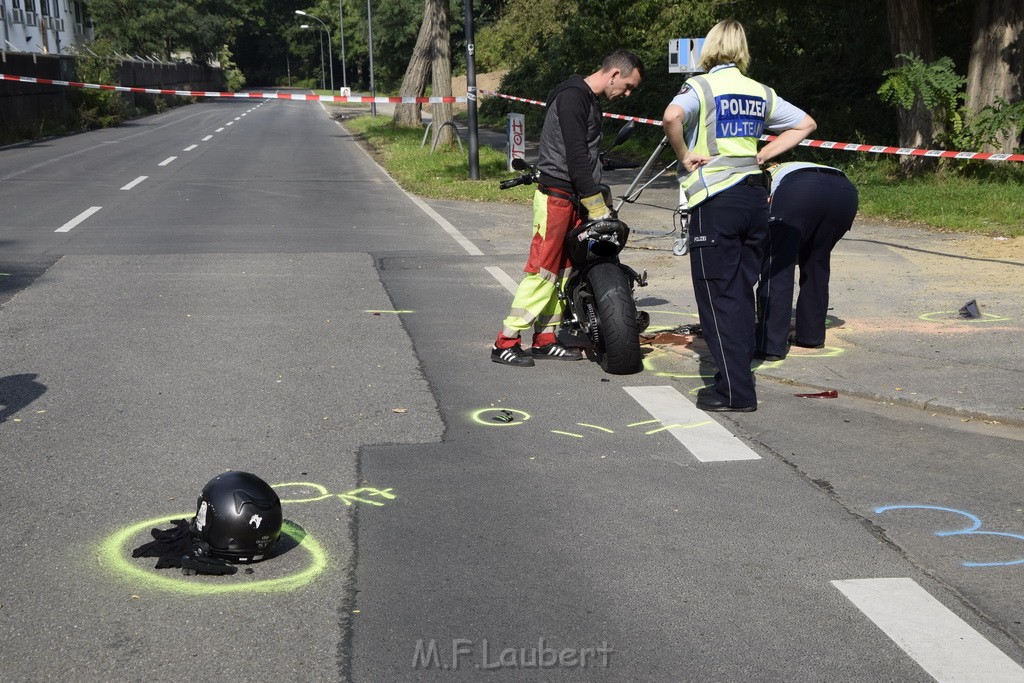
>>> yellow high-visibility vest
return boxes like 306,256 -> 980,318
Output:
681,67 -> 775,207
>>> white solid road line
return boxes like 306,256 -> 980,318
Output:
328,103 -> 484,257
833,578 -> 1024,682
485,266 -> 519,294
55,206 -> 101,233
183,144 -> 198,151
623,385 -> 761,462
120,176 -> 148,191
404,195 -> 483,256
158,156 -> 177,166
202,135 -> 213,141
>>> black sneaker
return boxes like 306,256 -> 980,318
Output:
531,342 -> 584,360
492,343 -> 535,367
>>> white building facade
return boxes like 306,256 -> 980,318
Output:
1,0 -> 93,54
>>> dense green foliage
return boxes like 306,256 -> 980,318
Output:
477,0 -> 897,153
87,0 -> 249,64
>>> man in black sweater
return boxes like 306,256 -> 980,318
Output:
492,50 -> 644,367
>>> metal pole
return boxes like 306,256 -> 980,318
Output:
326,27 -> 334,92
463,0 -> 479,179
306,14 -> 335,92
339,0 -> 347,88
367,0 -> 376,116
318,29 -> 325,90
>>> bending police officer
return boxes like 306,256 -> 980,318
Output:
755,162 -> 858,360
661,20 -> 815,411
492,50 -> 645,367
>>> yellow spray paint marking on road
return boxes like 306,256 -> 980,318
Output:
100,515 -> 327,595
551,430 -> 584,438
470,407 -> 531,427
918,311 -> 1010,323
101,482 -> 393,594
337,487 -> 395,507
644,310 -> 700,333
577,423 -> 614,433
645,421 -> 713,435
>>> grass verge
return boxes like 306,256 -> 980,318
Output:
342,114 -> 1023,236
341,115 -> 533,203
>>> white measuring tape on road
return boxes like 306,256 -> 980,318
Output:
480,89 -> 1024,163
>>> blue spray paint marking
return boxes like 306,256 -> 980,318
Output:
875,504 -> 1024,567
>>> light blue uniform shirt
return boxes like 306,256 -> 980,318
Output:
669,64 -> 808,149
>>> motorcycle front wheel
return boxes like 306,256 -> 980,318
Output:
586,262 -> 642,375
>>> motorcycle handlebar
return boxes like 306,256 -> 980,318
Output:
499,174 -> 534,190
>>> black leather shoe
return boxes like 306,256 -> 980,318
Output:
788,336 -> 824,349
696,396 -> 757,412
754,352 -> 786,361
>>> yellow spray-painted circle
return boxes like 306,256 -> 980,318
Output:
100,514 -> 327,594
918,311 -> 1010,323
644,310 -> 700,333
469,407 -> 531,427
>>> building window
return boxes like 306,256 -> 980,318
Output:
25,0 -> 36,14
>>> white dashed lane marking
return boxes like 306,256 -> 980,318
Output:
120,176 -> 147,191
55,206 -> 101,233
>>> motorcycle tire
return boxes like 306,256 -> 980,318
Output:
586,262 -> 642,375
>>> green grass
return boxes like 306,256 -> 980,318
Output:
843,159 -> 1024,236
342,114 -> 1024,236
342,115 -> 532,203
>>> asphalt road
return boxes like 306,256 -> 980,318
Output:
1,95 -> 1023,682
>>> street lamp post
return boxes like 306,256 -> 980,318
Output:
339,0 -> 347,89
300,23 -> 326,90
296,10 -> 335,92
367,0 -> 376,116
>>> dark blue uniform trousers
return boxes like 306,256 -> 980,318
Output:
756,171 -> 858,355
689,182 -> 769,409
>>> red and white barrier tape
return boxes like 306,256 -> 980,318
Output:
480,89 -> 1024,163
0,73 -> 466,103
6,74 -> 1019,162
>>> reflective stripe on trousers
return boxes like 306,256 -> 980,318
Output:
689,182 -> 768,408
502,190 -> 582,338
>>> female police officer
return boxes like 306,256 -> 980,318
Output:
755,161 -> 858,360
662,19 -> 815,411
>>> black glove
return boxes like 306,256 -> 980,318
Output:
132,519 -> 236,575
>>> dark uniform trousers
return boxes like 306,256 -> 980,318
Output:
689,181 -> 769,409
756,170 -> 858,354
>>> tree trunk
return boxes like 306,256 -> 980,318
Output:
429,0 -> 454,148
392,2 -> 434,127
966,0 -> 1023,152
887,0 -> 937,173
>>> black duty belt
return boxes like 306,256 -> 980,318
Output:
743,171 -> 772,190
537,183 -> 579,202
800,167 -> 846,177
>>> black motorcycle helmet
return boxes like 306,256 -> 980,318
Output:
189,471 -> 283,563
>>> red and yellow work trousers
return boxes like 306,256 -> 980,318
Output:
498,189 -> 582,344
